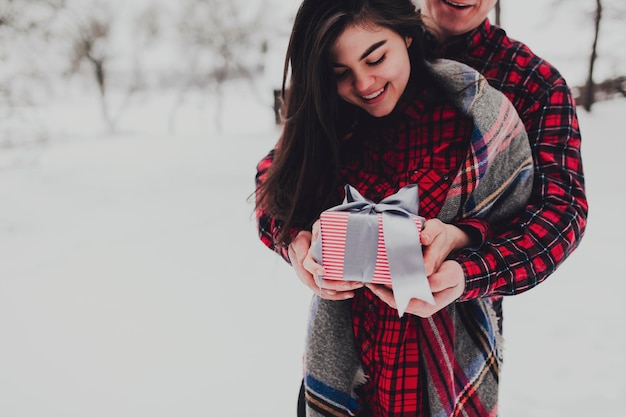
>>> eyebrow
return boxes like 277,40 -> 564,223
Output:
332,39 -> 388,68
360,40 -> 387,61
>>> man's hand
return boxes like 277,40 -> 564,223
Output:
366,219 -> 471,316
420,218 -> 471,275
366,260 -> 465,317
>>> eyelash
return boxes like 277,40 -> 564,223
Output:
334,54 -> 386,79
368,55 -> 386,66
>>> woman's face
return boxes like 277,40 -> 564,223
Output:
330,23 -> 412,118
420,0 -> 497,41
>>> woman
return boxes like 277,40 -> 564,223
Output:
255,0 -> 532,415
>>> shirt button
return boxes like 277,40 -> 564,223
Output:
442,174 -> 450,181
368,304 -> 375,312
363,343 -> 371,352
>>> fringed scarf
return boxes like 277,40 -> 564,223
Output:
303,59 -> 534,417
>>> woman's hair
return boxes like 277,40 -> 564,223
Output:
256,0 -> 428,247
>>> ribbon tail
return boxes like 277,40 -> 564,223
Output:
382,213 -> 435,317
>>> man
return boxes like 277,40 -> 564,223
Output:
293,0 -> 587,414
411,0 -> 587,312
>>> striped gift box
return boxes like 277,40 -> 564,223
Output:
319,211 -> 424,284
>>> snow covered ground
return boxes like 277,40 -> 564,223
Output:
0,85 -> 624,416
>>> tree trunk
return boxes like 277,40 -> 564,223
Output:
90,57 -> 113,132
214,80 -> 224,133
583,0 -> 602,111
495,1 -> 501,26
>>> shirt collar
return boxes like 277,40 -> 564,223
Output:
424,18 -> 491,58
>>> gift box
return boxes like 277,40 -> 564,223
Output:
317,210 -> 424,285
311,184 -> 434,316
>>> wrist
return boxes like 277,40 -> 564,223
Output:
450,224 -> 472,252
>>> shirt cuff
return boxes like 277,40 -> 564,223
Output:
454,218 -> 491,251
456,256 -> 482,301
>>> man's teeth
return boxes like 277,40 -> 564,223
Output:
444,0 -> 470,7
363,87 -> 384,100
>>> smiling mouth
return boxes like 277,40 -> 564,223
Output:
443,0 -> 471,8
362,86 -> 385,100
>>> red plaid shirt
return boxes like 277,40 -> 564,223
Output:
431,20 -> 588,301
336,89 -> 476,416
256,19 -> 587,417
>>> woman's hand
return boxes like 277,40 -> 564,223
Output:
366,260 -> 466,317
288,221 -> 363,300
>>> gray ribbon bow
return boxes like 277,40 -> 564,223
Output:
312,184 -> 434,317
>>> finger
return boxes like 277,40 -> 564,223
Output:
319,279 -> 363,291
428,261 -> 464,293
288,232 -> 322,293
302,253 -> 325,279
423,241 -> 452,277
317,281 -> 361,299
403,288 -> 455,318
422,245 -> 446,277
403,298 -> 435,317
420,218 -> 443,246
427,285 -> 463,315
420,220 -> 448,275
289,232 -> 311,263
318,287 -> 357,300
408,264 -> 465,317
312,220 -> 320,241
289,254 -> 318,292
289,231 -> 311,255
366,284 -> 397,308
428,270 -> 456,293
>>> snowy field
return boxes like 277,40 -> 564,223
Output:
0,84 -> 624,416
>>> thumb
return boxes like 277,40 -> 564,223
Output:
289,231 -> 311,261
421,218 -> 442,246
312,220 -> 321,241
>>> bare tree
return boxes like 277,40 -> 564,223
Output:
494,1 -> 501,26
65,4 -> 114,129
550,0 -> 625,111
60,1 -> 170,133
0,0 -> 65,32
171,0 -> 269,133
583,0 -> 602,111
0,0 -> 67,145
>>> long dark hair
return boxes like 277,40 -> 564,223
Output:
256,0 -> 429,247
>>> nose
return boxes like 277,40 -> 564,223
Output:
353,70 -> 375,94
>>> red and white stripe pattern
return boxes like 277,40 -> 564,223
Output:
319,211 -> 423,285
